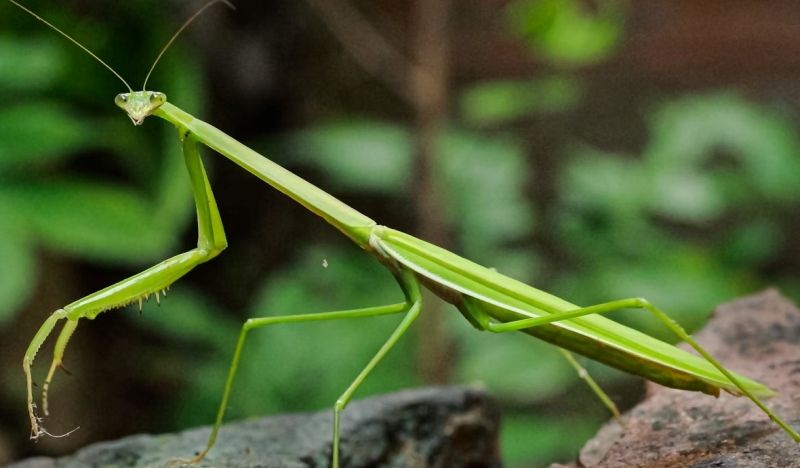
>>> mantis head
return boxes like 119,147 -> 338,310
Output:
115,91 -> 167,126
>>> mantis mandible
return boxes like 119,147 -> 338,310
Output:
10,1 -> 799,466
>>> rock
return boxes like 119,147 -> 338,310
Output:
10,386 -> 500,468
554,289 -> 800,468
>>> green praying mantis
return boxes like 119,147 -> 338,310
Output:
10,0 -> 800,466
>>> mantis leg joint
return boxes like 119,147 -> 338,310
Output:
334,399 -> 346,411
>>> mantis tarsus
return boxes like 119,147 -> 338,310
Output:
10,1 -> 799,466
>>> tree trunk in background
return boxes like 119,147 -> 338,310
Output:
410,0 -> 454,385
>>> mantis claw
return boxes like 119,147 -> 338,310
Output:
165,453 -> 206,467
23,309 -> 68,440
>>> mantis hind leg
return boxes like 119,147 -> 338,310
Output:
557,348 -> 620,419
22,129 -> 227,438
458,298 -> 621,420
473,297 -> 800,442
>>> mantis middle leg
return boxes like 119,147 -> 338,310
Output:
184,270 -> 422,468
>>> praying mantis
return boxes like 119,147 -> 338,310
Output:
10,1 -> 800,466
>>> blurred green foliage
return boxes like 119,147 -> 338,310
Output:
555,93 -> 800,339
507,0 -> 625,65
3,1 -> 800,468
461,75 -> 584,126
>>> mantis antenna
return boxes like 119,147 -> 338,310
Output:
6,0 -> 133,92
142,0 -> 236,91
6,0 -> 235,93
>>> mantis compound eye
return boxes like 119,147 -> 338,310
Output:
114,93 -> 130,108
149,92 -> 166,105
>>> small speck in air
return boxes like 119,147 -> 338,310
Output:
322,259 -> 329,268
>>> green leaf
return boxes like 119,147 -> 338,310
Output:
439,131 -> 534,242
277,120 -> 412,193
0,208 -> 35,324
438,129 -> 539,279
561,147 -> 647,217
458,329 -> 576,401
0,36 -> 66,91
644,93 -> 800,214
132,287 -> 240,430
0,102 -> 95,171
721,220 -> 781,266
0,180 -> 178,263
648,168 -> 726,221
133,288 -> 237,351
507,0 -> 625,65
461,76 -> 582,125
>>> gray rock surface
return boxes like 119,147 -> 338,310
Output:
554,289 -> 800,467
10,386 -> 500,468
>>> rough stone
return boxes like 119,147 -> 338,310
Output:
10,386 -> 500,468
553,289 -> 800,468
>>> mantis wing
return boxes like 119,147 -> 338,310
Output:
373,226 -> 773,398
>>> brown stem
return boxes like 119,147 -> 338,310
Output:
410,0 -> 454,384
304,0 -> 455,384
303,0 -> 412,101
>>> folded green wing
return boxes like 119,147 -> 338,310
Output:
373,226 -> 773,398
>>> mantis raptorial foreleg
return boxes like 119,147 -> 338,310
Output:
23,310 -> 68,437
182,270 -> 421,467
23,128 -> 228,439
465,296 -> 800,441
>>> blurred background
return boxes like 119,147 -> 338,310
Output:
2,1 -> 800,466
